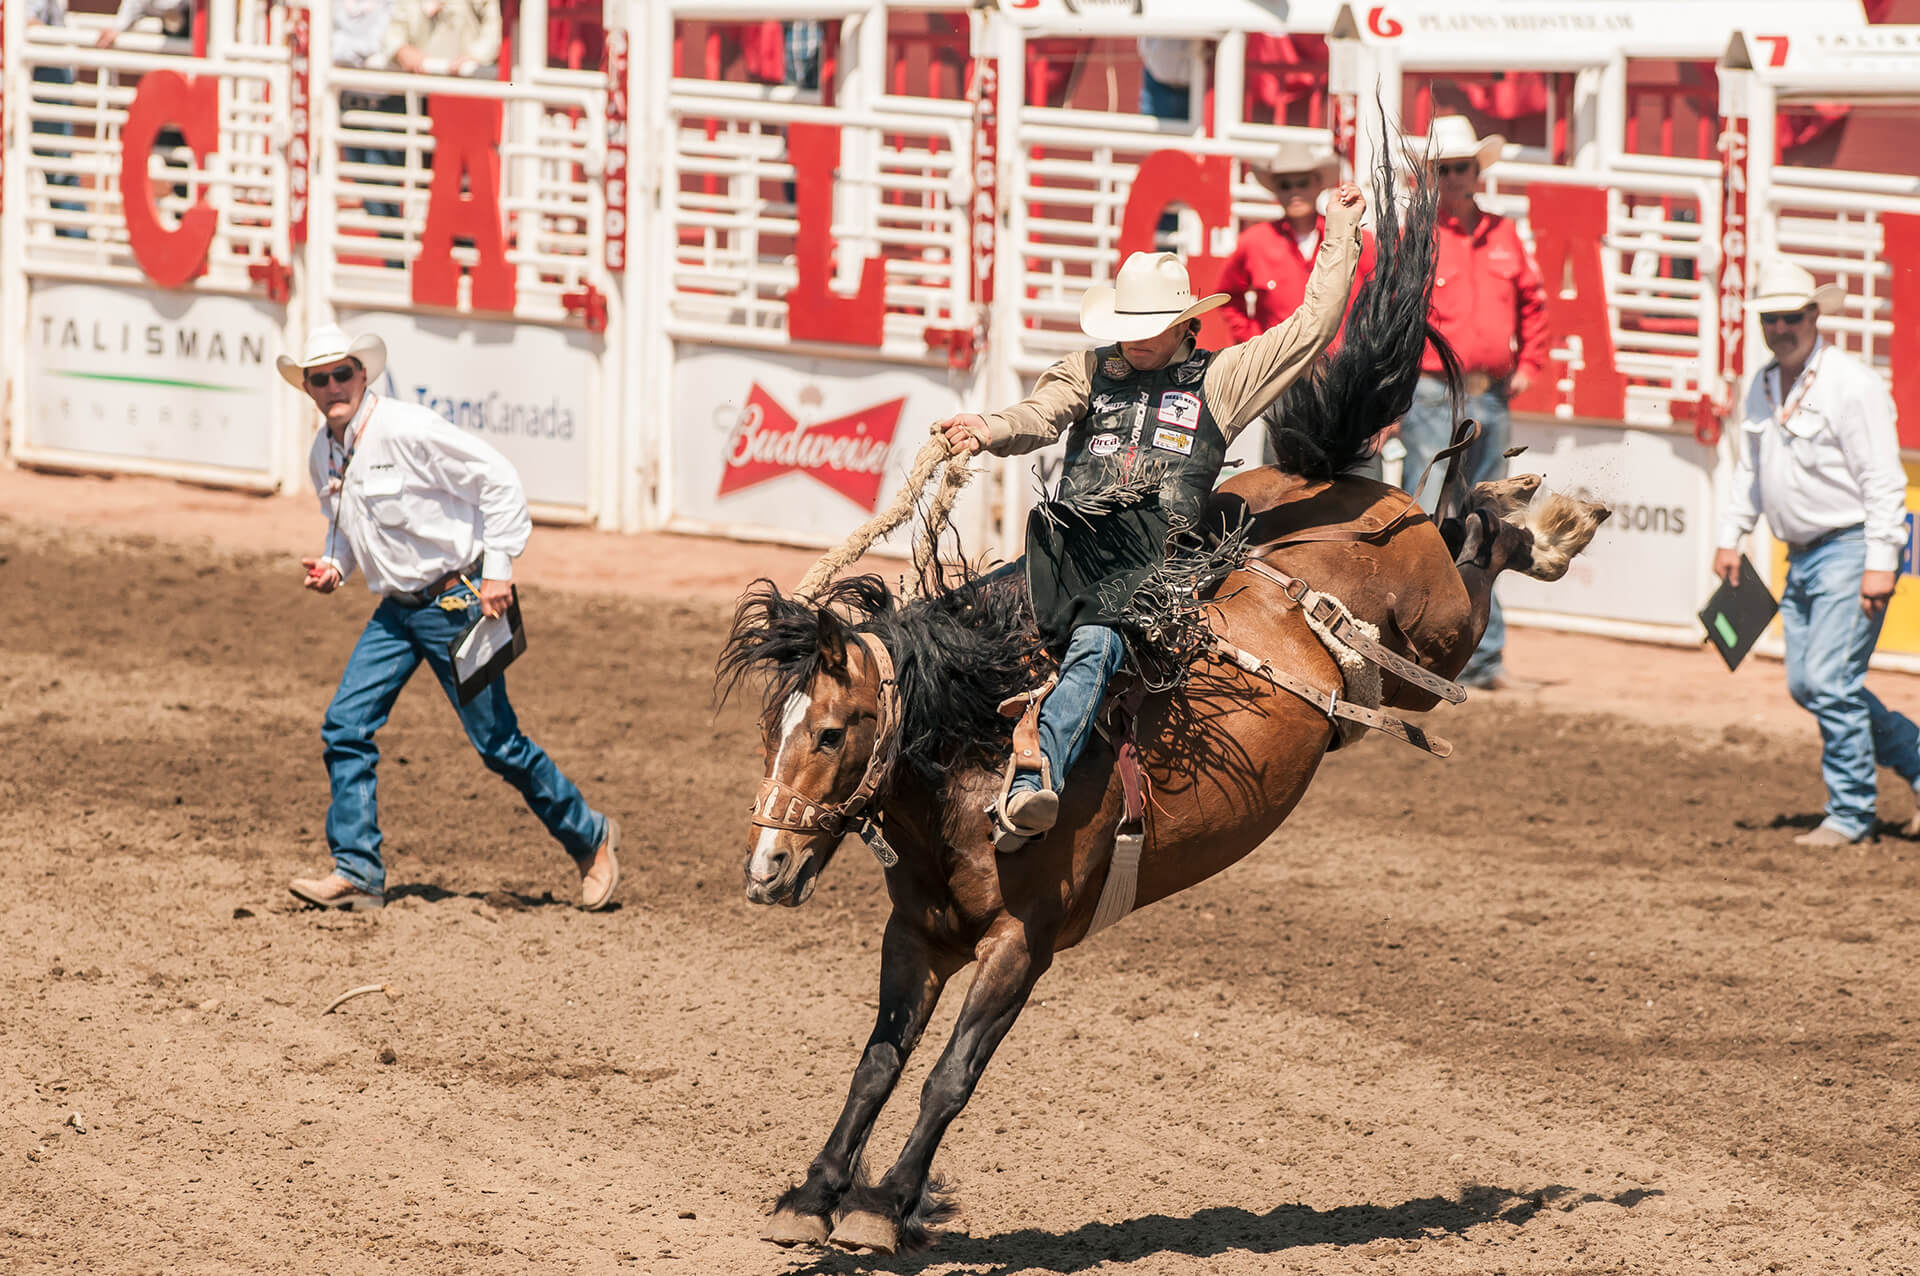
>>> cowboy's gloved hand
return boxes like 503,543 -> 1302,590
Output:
1325,182 -> 1366,235
931,414 -> 989,458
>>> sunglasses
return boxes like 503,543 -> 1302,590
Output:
1759,310 -> 1811,328
305,364 -> 358,389
1267,174 -> 1320,192
1434,160 -> 1476,177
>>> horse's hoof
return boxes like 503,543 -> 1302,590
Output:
1472,473 -> 1542,521
762,1208 -> 831,1247
830,1209 -> 899,1254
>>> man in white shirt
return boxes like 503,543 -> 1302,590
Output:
1715,260 -> 1920,847
285,324 -> 621,910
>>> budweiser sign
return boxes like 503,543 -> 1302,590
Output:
718,384 -> 904,510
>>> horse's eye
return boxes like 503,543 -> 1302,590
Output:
817,727 -> 845,751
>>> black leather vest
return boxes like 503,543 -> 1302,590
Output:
1055,344 -> 1229,530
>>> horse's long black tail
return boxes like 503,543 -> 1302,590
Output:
1264,121 -> 1464,480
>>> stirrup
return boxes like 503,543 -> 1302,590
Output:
989,787 -> 1059,854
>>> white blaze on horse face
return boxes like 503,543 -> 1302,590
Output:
752,691 -> 813,860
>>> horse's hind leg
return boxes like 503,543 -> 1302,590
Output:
831,917 -> 1053,1255
764,915 -> 956,1247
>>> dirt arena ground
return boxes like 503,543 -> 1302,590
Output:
4,470 -> 1919,1274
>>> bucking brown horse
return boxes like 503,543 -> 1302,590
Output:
716,154 -> 1610,1255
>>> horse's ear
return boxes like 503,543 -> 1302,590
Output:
816,607 -> 850,679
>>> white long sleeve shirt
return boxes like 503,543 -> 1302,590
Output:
1718,339 -> 1909,573
309,392 -> 532,596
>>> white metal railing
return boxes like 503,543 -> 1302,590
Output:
13,35 -> 290,295
1483,161 -> 1719,427
661,84 -> 972,358
1766,167 -> 1920,385
317,67 -> 606,322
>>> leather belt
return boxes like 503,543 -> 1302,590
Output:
387,561 -> 480,609
1787,523 -> 1862,555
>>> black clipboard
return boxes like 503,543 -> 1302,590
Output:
449,591 -> 527,705
1699,555 -> 1777,672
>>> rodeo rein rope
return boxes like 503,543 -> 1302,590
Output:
747,633 -> 904,866
793,437 -> 975,603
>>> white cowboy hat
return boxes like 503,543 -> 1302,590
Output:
1744,259 -> 1845,316
1252,136 -> 1340,187
1418,115 -> 1505,171
276,323 -> 388,389
1079,252 -> 1230,343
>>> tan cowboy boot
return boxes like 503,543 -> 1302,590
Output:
573,816 -> 622,911
289,871 -> 384,911
1792,825 -> 1867,848
991,788 -> 1060,853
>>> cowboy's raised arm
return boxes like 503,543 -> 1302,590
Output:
1203,188 -> 1364,441
933,351 -> 1097,457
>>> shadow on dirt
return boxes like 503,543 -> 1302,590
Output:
782,1183 -> 1661,1275
384,883 -> 593,911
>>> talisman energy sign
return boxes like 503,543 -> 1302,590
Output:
25,283 -> 279,475
338,311 -> 597,511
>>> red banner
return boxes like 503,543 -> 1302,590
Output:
1716,117 -> 1751,402
123,72 -> 220,288
1885,213 -> 1920,450
786,122 -> 886,346
604,28 -> 629,273
1509,184 -> 1626,422
970,55 -> 999,311
288,7 -> 311,244
413,95 -> 515,312
1117,152 -> 1235,349
718,384 -> 904,510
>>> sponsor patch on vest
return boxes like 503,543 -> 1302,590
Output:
1089,432 -> 1121,456
1157,391 -> 1201,430
1151,427 -> 1195,456
1101,355 -> 1134,380
1092,392 -> 1130,414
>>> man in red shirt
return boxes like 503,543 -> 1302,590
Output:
1396,115 -> 1549,689
1218,137 -> 1379,469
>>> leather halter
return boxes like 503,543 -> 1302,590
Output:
748,632 -> 900,849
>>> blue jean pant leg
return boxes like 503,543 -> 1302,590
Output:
1780,530 -> 1918,837
1397,377 -> 1512,680
1013,624 -> 1127,797
412,593 -> 605,857
321,603 -> 426,895
1139,70 -> 1190,121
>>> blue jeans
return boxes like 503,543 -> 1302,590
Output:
1139,69 -> 1190,121
321,586 -> 605,894
1781,527 -> 1920,839
1398,374 -> 1512,684
1011,625 -> 1127,797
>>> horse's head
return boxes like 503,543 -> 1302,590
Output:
718,580 -> 900,907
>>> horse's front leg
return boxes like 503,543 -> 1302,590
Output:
764,912 -> 957,1247
831,915 -> 1053,1254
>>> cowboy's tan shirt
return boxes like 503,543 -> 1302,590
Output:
981,198 -> 1364,454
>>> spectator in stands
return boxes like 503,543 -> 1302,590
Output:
1714,261 -> 1920,848
784,19 -> 823,91
1137,38 -> 1199,121
285,323 -> 623,912
94,0 -> 192,46
336,0 -> 404,222
385,0 -> 501,79
1218,138 -> 1379,469
1397,115 -> 1547,691
28,0 -> 86,239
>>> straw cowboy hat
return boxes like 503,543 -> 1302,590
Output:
276,323 -> 388,389
1252,136 -> 1340,193
1745,259 -> 1845,316
1080,252 -> 1230,343
1419,115 -> 1505,171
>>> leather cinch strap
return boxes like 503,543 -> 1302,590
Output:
1241,559 -> 1467,706
1210,637 -> 1452,759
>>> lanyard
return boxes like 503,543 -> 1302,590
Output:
1766,345 -> 1824,433
326,396 -> 377,491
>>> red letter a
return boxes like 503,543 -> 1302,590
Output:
413,95 -> 515,312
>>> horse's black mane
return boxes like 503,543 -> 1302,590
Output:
1265,130 -> 1465,479
717,566 -> 1039,790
